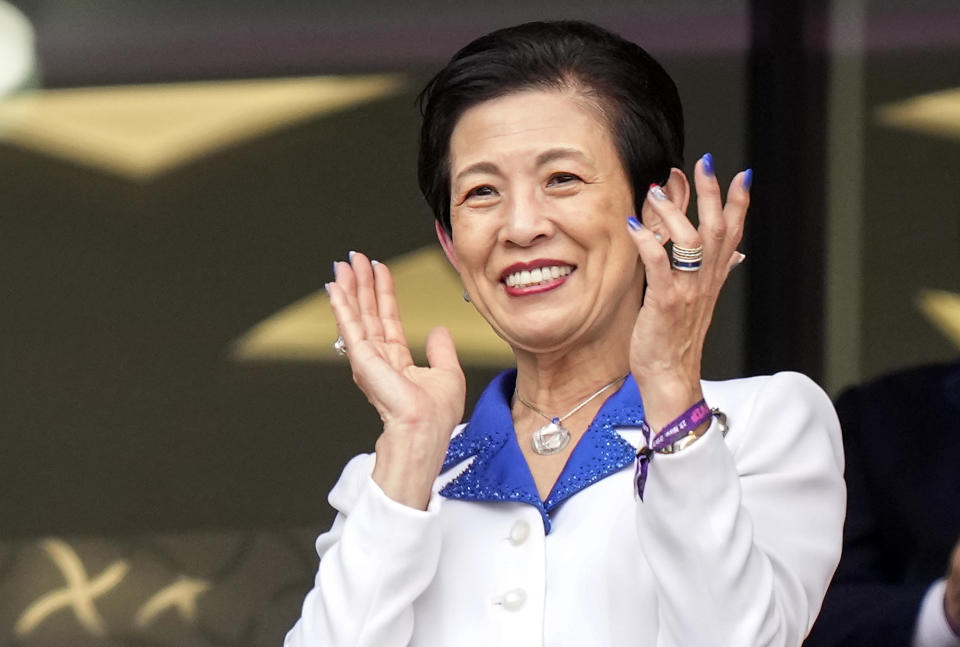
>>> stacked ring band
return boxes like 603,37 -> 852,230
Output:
671,244 -> 704,272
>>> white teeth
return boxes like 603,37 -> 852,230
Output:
504,265 -> 573,289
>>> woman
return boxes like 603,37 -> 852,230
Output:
286,21 -> 844,647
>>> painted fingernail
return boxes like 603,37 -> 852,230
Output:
324,282 -> 332,295
332,261 -> 339,276
742,169 -> 753,190
648,184 -> 668,201
371,259 -> 380,267
702,153 -> 715,176
734,252 -> 747,268
348,250 -> 357,262
627,216 -> 643,231
654,232 -> 663,243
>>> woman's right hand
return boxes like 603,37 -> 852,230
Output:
328,251 -> 466,510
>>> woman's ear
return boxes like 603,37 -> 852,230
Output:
640,167 -> 690,240
435,220 -> 460,272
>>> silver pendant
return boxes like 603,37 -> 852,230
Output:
531,418 -> 571,455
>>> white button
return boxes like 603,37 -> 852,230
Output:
496,588 -> 526,611
508,520 -> 530,545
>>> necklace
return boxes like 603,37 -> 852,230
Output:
515,373 -> 629,456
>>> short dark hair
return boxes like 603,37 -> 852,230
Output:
417,20 -> 685,234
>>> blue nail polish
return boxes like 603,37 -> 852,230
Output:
332,261 -> 338,276
742,168 -> 753,190
702,153 -> 715,176
348,250 -> 356,262
627,216 -> 643,231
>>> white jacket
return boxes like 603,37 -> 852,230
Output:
286,371 -> 845,647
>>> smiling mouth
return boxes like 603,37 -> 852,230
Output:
503,264 -> 575,289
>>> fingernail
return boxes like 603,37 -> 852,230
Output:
654,232 -> 663,243
735,252 -> 747,267
332,261 -> 338,276
702,153 -> 715,176
371,259 -> 380,267
627,216 -> 643,231
648,184 -> 668,201
742,169 -> 753,190
348,250 -> 357,262
324,282 -> 332,295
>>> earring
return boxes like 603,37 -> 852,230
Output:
463,289 -> 471,303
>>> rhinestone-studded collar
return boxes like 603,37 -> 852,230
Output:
439,370 -> 644,534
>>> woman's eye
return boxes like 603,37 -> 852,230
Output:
547,173 -> 580,186
466,185 -> 496,199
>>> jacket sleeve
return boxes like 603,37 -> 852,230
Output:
284,453 -> 444,647
635,371 -> 846,647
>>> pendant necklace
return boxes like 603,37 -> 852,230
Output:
515,373 -> 629,456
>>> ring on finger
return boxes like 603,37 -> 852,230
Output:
671,244 -> 704,272
333,335 -> 348,356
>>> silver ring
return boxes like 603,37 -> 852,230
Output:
333,336 -> 347,356
671,244 -> 703,272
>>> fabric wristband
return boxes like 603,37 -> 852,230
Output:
634,399 -> 712,501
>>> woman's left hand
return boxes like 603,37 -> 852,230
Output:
627,155 -> 750,431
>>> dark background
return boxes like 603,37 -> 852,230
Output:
0,1 -> 958,645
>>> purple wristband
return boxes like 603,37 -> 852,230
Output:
634,399 -> 712,500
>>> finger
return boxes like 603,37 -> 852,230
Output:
644,184 -> 703,286
333,259 -> 362,323
718,170 -> 751,264
626,217 -> 673,297
645,183 -> 700,251
350,251 -> 386,342
372,261 -> 410,348
425,326 -> 462,372
327,279 -> 367,355
692,154 -> 727,276
725,251 -> 747,276
329,279 -> 408,406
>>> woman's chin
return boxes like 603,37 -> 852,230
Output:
496,320 -> 584,356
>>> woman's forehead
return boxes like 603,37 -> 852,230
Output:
448,90 -> 614,172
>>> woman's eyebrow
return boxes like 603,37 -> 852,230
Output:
536,147 -> 591,167
454,161 -> 501,182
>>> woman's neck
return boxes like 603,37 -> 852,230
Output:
512,331 -> 631,417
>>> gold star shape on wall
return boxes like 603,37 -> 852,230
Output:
0,74 -> 405,179
232,246 -> 514,367
877,87 -> 960,142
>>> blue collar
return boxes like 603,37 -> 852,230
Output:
439,370 -> 644,534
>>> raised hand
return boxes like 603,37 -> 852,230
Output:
626,154 -> 749,431
328,251 -> 466,509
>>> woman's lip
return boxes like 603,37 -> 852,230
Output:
499,259 -> 573,280
503,272 -> 572,296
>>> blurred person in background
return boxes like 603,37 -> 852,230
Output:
806,359 -> 960,647
287,20 -> 845,646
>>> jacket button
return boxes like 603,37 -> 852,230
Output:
508,520 -> 530,545
500,588 -> 527,611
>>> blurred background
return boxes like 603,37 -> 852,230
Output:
0,0 -> 957,645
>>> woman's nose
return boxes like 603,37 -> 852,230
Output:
500,192 -> 554,246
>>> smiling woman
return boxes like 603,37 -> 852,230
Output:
286,20 -> 845,647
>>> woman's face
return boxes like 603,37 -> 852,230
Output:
442,89 -> 645,354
